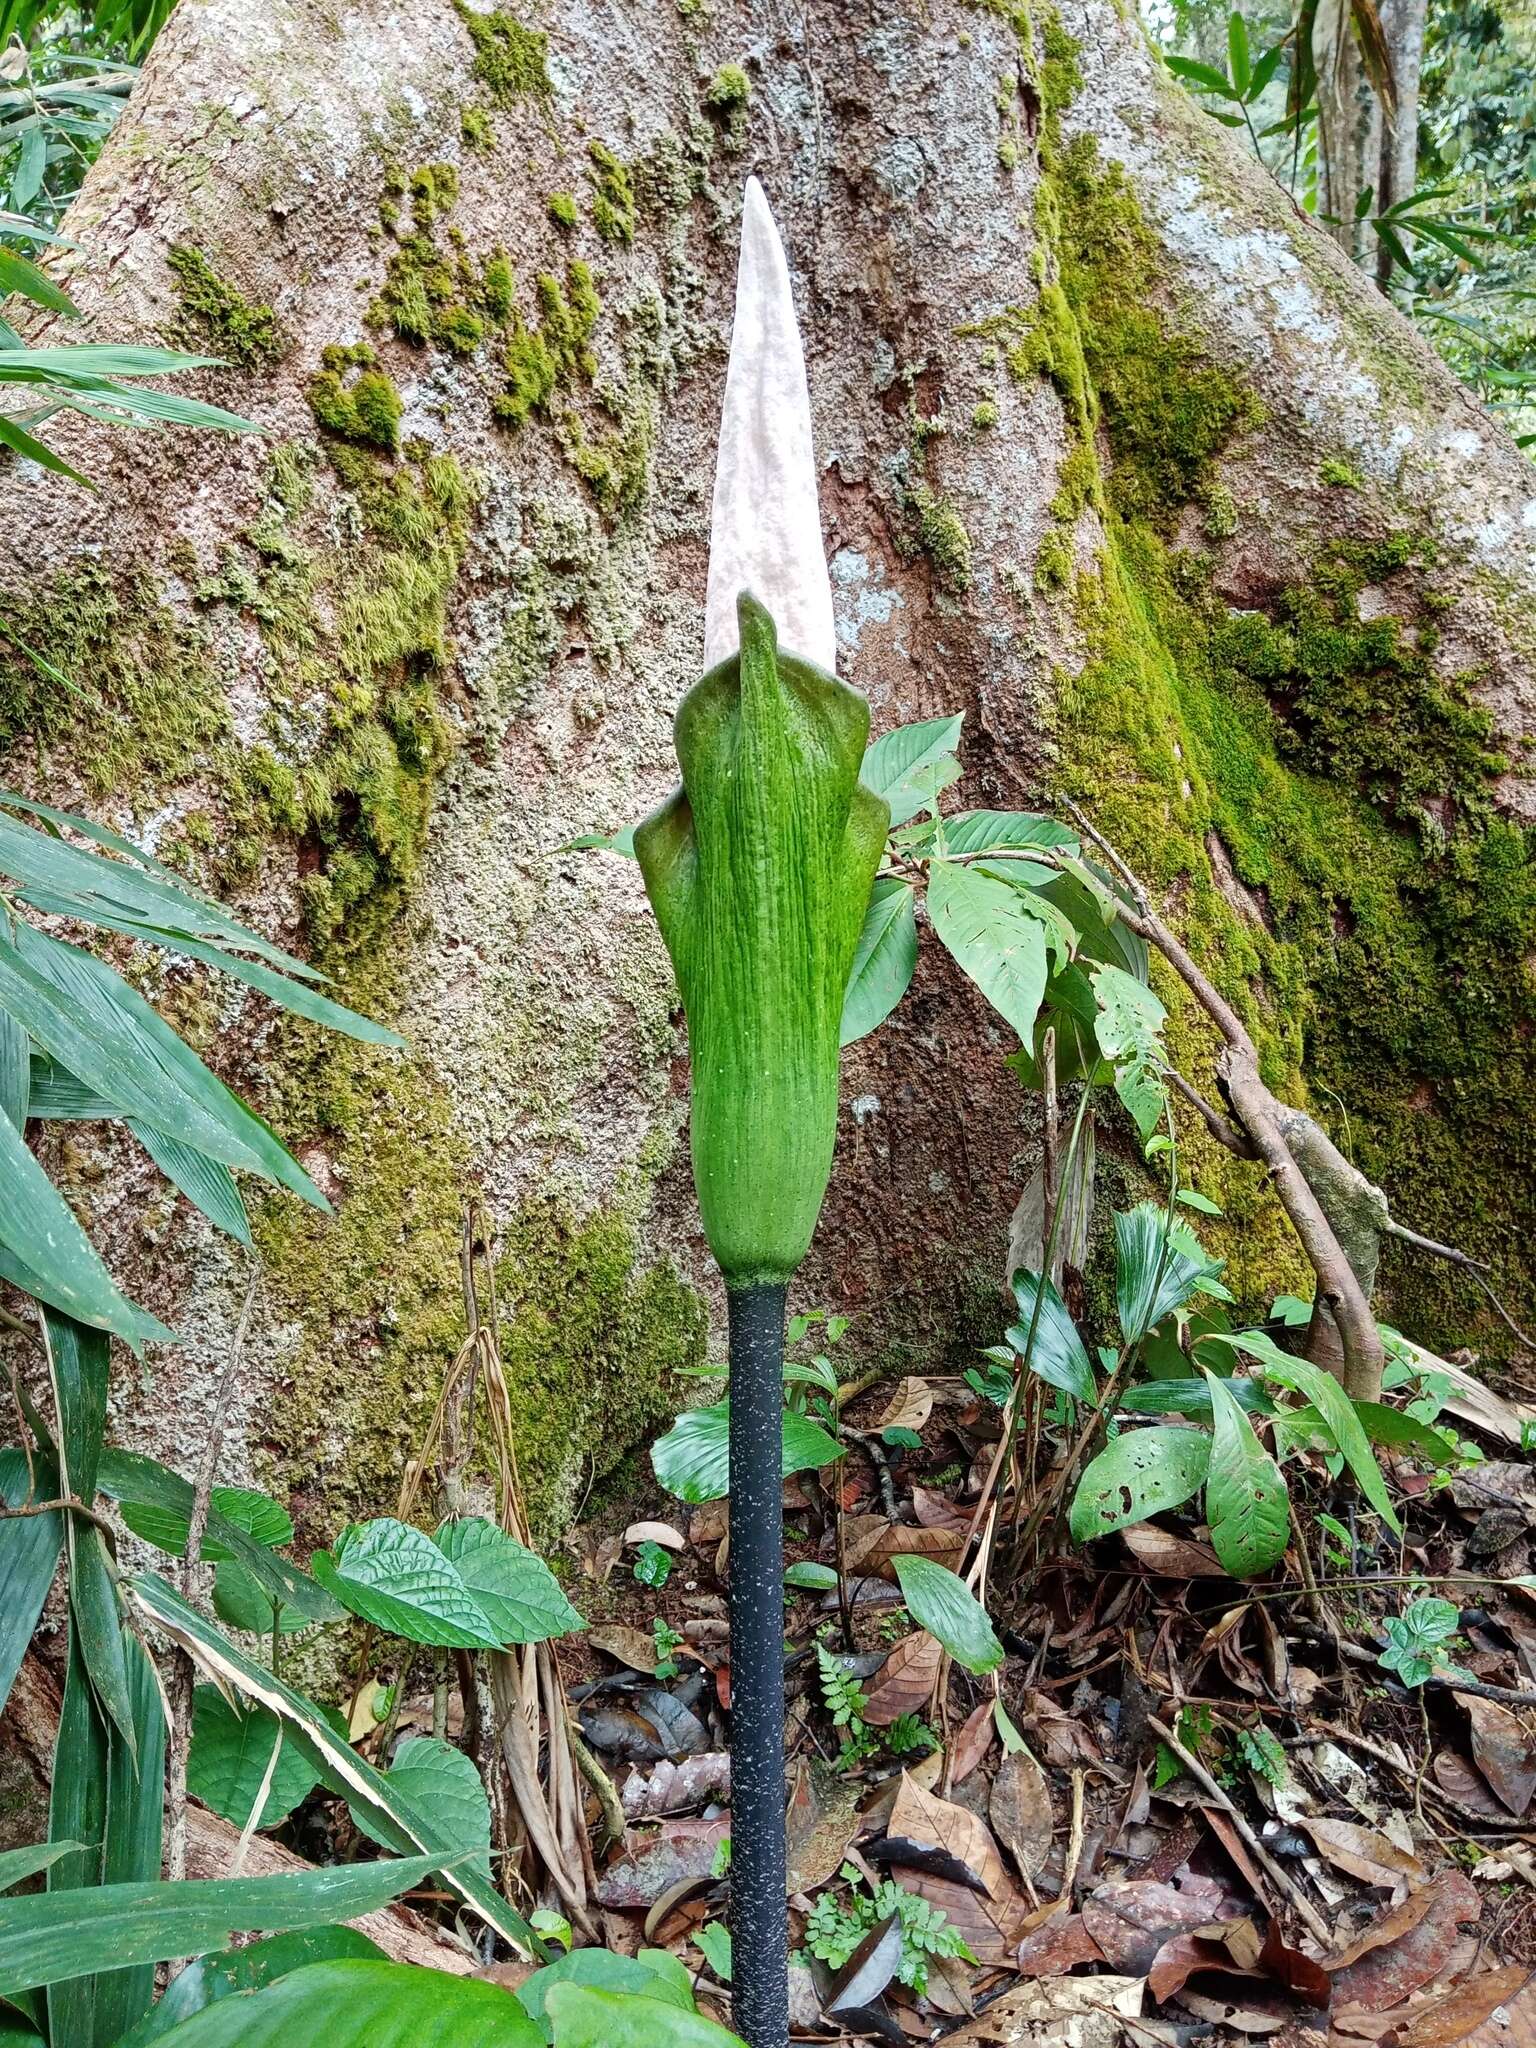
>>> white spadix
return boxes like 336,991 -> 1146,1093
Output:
702,175 -> 837,677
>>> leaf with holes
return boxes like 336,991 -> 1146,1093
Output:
1069,1427 -> 1211,1542
1202,1370 -> 1289,1578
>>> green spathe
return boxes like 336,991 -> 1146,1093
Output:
635,593 -> 888,1286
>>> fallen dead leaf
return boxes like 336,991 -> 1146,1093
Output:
1121,1523 -> 1226,1576
1464,1694 -> 1536,1816
862,1630 -> 943,1728
888,1770 -> 1028,1964
785,1758 -> 862,1894
1026,1691 -> 1103,1767
623,1519 -> 686,1550
1330,1871 -> 1481,2013
1082,1879 -> 1229,1976
845,1515 -> 964,1577
1148,1931 -> 1261,2004
593,1818 -> 730,1908
1180,1982 -> 1292,2034
1015,1914 -> 1107,1974
951,1700 -> 997,1785
937,1972 -> 1144,2046
1397,1964 -> 1534,2047
620,1752 -> 731,1819
991,1748 -> 1054,1881
1325,1887 -> 1435,1971
1298,1816 -> 1425,1888
1257,1920 -> 1330,2009
874,1376 -> 934,1435
586,1623 -> 667,1675
913,1486 -> 972,1535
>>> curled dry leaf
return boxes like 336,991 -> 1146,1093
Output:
844,1515 -> 963,1577
1025,1691 -> 1103,1768
1297,1816 -> 1425,1888
1433,1748 -> 1511,1820
586,1623 -> 668,1675
1393,1962 -> 1533,2047
912,1486 -> 972,1536
951,1699 -> 997,1785
1330,1870 -> 1482,2014
1121,1523 -> 1226,1576
824,1912 -> 904,2018
1082,1878 -> 1233,1976
938,1974 -> 1145,2048
990,1747 -> 1054,1882
1179,1983 -> 1293,2034
874,1377 -> 934,1436
861,1629 -> 943,1728
1148,1931 -> 1261,2004
1464,1694 -> 1536,1816
1256,1920 -> 1330,2009
623,1519 -> 686,1550
620,1751 -> 732,1819
1324,1886 -> 1435,1971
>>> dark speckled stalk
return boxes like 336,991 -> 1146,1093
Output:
727,1280 -> 789,2048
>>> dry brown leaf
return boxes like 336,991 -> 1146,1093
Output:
1396,1965 -> 1534,2047
874,1376 -> 934,1435
1330,1870 -> 1481,2014
1015,1913 -> 1106,1974
785,1757 -> 861,1895
1180,1983 -> 1292,2033
1257,1920 -> 1330,2009
862,1631 -> 943,1728
937,1973 -> 1144,2047
1026,1691 -> 1103,1767
620,1752 -> 731,1819
1324,1887 -> 1436,1971
1082,1879 -> 1230,1976
913,1486 -> 972,1535
888,1770 -> 1027,1964
1432,1750 -> 1510,1820
1298,1816 -> 1425,1888
623,1519 -> 685,1550
844,1516 -> 963,1577
593,1818 -> 730,1908
1121,1523 -> 1226,1576
586,1623 -> 666,1674
991,1748 -> 1054,1881
1148,1931 -> 1260,2003
1464,1694 -> 1536,1816
951,1700 -> 996,1785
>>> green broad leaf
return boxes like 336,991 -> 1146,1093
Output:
0,1844 -> 79,1896
0,413 -> 92,485
516,1944 -> 696,2026
124,1572 -> 542,1957
937,811 -> 1077,857
118,1484 -> 292,1560
0,1092 -> 164,1342
1227,11 -> 1251,91
925,858 -> 1049,1046
129,1122 -> 252,1244
1163,52 -> 1239,92
70,1523 -> 141,1756
188,1686 -> 318,1831
211,1561 -> 313,1637
1092,964 -> 1167,1146
1248,1349 -> 1402,1535
0,347 -> 225,379
1068,1426 -> 1212,1542
312,1519 -> 499,1649
351,1737 -> 491,1880
98,1451 -> 341,1624
6,923 -> 328,1209
1006,1269 -> 1095,1404
1115,1204 -> 1224,1349
1353,1401 -> 1460,1467
0,248 -> 77,314
24,1057 -> 117,1119
839,879 -> 917,1047
0,1862 -> 450,2002
139,1960 -> 542,2046
434,1517 -> 583,1645
694,1922 -> 732,1982
1118,1376 -> 1273,1418
0,1013 -> 28,1130
0,1450 -> 61,1719
1177,1189 -> 1222,1216
545,1983 -> 745,2048
1201,1369 -> 1289,1578
651,1399 -> 843,1505
890,1555 -> 1003,1675
113,1928 -> 385,2046
861,715 -> 964,828
784,1561 -> 840,1590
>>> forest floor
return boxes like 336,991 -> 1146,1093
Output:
530,1361 -> 1536,2047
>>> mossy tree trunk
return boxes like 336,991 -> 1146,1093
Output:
2,0 -> 1533,1540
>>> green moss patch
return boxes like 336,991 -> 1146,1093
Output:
166,246 -> 285,369
308,344 -> 403,450
454,5 -> 552,107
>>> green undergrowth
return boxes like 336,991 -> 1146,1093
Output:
979,7 -> 1536,1340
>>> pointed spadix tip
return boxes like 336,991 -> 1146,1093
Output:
702,178 -> 837,678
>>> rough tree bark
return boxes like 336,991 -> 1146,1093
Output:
1,0 -> 1532,1542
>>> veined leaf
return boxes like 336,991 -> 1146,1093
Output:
0,1012 -> 28,1129
3,1860 -> 448,1999
1068,1426 -> 1211,1541
890,1555 -> 1003,1674
1118,1376 -> 1274,1418
211,1560 -> 314,1637
0,1450 -> 60,1718
129,1960 -> 544,2046
123,1572 -> 544,1956
1202,1369 -> 1289,1578
1245,1347 -> 1402,1534
128,1123 -> 252,1244
546,1982 -> 746,2047
937,811 -> 1077,857
839,879 -> 917,1047
1006,1269 -> 1095,1404
1115,1204 -> 1224,1348
1092,964 -> 1167,1146
0,1844 -> 79,1896
861,715 -> 964,828
26,1057 -> 116,1119
113,1928 -> 385,2046
433,1518 -> 583,1644
0,247 -> 76,314
312,1519 -> 499,1649
925,858 -> 1049,1046
516,1947 -> 696,2026
1353,1401 -> 1459,1467
188,1686 -> 317,1832
350,1737 -> 491,1881
651,1399 -> 842,1505
118,1483 -> 292,1560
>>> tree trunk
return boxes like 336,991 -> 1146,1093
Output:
1376,0 -> 1429,283
2,0 -> 1533,1543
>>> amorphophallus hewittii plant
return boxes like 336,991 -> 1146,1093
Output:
634,178 -> 888,2048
